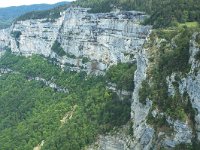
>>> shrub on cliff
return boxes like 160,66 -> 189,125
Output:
51,40 -> 66,57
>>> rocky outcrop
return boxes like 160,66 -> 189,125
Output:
28,77 -> 69,93
130,38 -> 155,150
0,68 -> 68,93
86,124 -> 135,150
162,119 -> 192,148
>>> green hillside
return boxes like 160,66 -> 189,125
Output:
0,1 -> 69,29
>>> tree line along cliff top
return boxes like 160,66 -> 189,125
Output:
14,0 -> 200,29
74,0 -> 200,28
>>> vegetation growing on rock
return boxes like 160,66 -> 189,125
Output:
51,40 -> 66,57
134,19 -> 200,148
106,63 -> 137,91
139,25 -> 199,135
11,31 -> 22,48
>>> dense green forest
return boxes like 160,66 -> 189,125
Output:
0,52 -> 134,149
74,0 -> 200,28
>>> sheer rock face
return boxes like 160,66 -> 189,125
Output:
57,8 -> 151,73
130,44 -> 155,150
0,7 -> 151,73
0,28 -> 10,56
10,17 -> 64,57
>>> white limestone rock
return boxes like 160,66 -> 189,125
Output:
131,44 -> 155,149
0,28 -> 10,51
0,7 -> 151,73
166,73 -> 177,96
10,17 -> 64,57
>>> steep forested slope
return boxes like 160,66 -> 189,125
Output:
0,52 -> 134,149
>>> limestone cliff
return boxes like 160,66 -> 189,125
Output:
0,7 -> 151,74
1,6 -> 200,150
